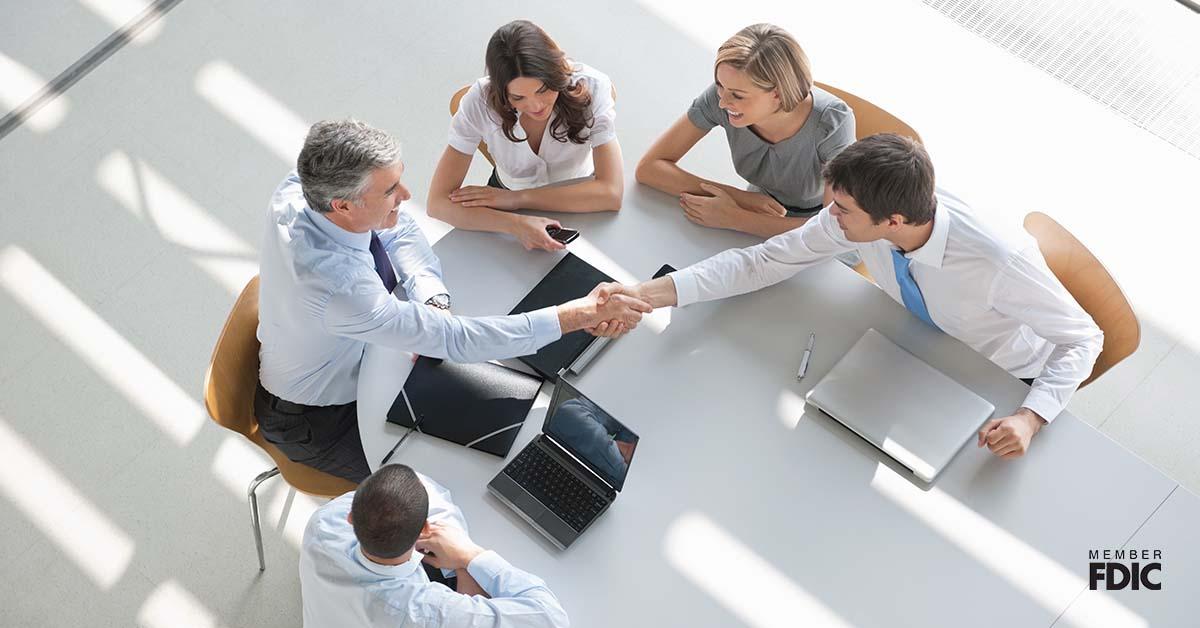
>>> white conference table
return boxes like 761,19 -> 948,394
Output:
357,187 -> 1192,628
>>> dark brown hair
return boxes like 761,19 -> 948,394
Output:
485,20 -> 593,145
823,133 -> 936,226
350,464 -> 429,559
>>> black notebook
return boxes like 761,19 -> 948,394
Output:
508,253 -> 614,379
386,357 -> 542,457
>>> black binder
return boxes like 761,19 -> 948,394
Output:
386,357 -> 542,457
508,253 -> 614,379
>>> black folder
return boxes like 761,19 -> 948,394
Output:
386,357 -> 542,457
508,253 -> 614,379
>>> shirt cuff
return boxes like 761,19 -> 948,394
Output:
527,306 -> 563,346
465,550 -> 511,590
1020,386 -> 1064,424
668,270 -> 698,307
408,276 -> 449,306
446,132 -> 480,156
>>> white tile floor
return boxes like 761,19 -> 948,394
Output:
2,1 -> 1197,626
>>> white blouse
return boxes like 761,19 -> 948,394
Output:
447,62 -> 617,190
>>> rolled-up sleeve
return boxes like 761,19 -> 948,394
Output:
990,250 -> 1103,421
323,279 -> 561,362
586,75 -> 617,147
448,82 -> 487,156
671,207 -> 855,307
381,211 -> 447,305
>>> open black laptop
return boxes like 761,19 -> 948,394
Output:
487,377 -> 639,549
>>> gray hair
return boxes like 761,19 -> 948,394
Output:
297,119 -> 402,213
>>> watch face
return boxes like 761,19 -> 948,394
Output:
428,295 -> 450,309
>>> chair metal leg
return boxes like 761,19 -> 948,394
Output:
248,467 -> 281,571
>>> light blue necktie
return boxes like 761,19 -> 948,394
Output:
890,249 -> 939,330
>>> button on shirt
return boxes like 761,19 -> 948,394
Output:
258,172 -> 562,405
447,62 -> 617,190
670,188 -> 1103,421
300,473 -> 569,628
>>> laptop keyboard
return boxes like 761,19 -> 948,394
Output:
504,444 -> 608,532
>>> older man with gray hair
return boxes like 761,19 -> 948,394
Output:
257,119 -> 648,482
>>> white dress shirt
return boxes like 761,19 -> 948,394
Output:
258,172 -> 562,405
447,62 -> 617,190
300,473 -> 569,628
670,188 -> 1103,421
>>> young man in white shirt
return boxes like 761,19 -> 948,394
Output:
604,133 -> 1102,459
300,463 -> 570,628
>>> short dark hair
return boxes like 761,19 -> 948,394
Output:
823,133 -> 936,226
350,465 -> 429,559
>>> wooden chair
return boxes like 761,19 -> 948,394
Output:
1023,212 -> 1139,387
203,276 -> 357,571
815,83 -> 922,283
815,81 -> 923,145
449,82 -> 619,168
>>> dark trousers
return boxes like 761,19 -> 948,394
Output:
254,382 -> 371,484
422,562 -> 459,590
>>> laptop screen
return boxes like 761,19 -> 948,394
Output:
543,379 -> 639,491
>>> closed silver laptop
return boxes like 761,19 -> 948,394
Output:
805,329 -> 995,482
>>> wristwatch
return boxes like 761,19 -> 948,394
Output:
425,294 -> 451,310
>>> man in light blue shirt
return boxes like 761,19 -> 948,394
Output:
300,464 -> 570,627
257,119 -> 649,482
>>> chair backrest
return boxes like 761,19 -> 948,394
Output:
204,276 -> 262,437
1023,212 -> 1139,387
815,82 -> 923,144
449,82 -> 620,168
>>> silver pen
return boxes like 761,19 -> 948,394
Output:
796,333 -> 816,380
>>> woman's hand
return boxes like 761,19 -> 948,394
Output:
680,183 -> 745,231
732,190 -> 788,216
449,185 -> 522,210
509,215 -> 567,251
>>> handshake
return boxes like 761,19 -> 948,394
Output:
554,276 -> 679,338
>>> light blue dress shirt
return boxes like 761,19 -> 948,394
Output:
300,477 -> 570,628
258,172 -> 562,405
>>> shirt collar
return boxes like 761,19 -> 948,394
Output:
303,206 -> 372,251
902,199 -> 948,269
354,546 -> 422,579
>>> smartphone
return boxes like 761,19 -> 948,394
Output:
545,226 -> 580,245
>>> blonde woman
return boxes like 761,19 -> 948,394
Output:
636,23 -> 855,238
428,20 -> 622,252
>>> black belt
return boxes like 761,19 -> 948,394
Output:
257,382 -> 325,413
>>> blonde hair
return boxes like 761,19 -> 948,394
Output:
714,24 -> 813,112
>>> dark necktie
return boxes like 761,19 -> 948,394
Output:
368,232 -> 398,294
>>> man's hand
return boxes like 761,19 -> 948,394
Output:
557,285 -> 651,335
586,282 -> 643,337
509,215 -> 566,251
450,185 -> 522,210
977,408 -> 1046,459
680,183 -> 745,230
415,522 -> 485,571
583,282 -> 644,337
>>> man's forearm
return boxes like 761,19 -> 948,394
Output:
556,300 -> 593,333
728,210 -> 808,239
455,568 -> 488,597
637,276 -> 679,308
